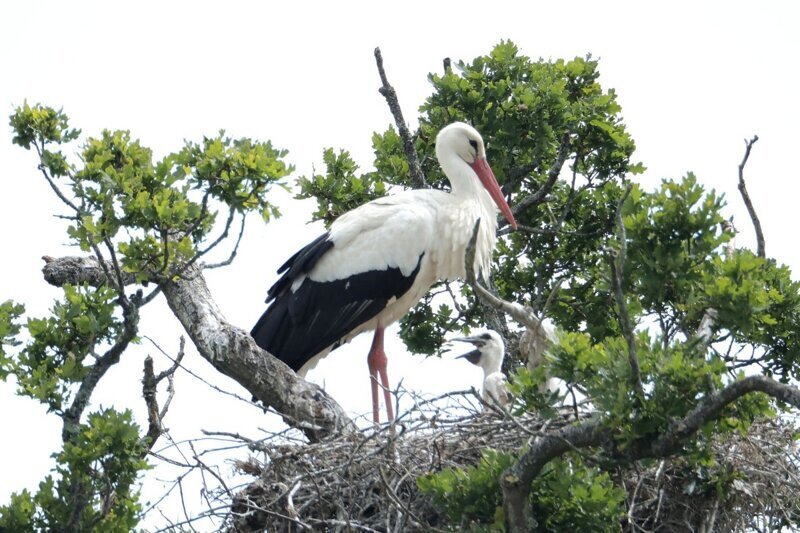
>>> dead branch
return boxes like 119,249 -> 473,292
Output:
374,47 -> 426,188
737,135 -> 764,258
142,337 -> 185,449
41,255 -> 353,442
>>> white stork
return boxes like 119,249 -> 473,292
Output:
251,122 -> 517,424
452,330 -> 512,409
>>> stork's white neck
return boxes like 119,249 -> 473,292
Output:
479,348 -> 504,376
438,149 -> 485,197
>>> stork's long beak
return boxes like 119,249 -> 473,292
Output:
470,157 -> 517,230
450,335 -> 487,347
450,335 -> 486,366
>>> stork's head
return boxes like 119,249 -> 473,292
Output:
436,123 -> 517,230
451,329 -> 505,375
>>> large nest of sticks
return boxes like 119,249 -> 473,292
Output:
226,391 -> 800,532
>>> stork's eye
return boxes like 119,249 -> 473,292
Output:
469,139 -> 478,151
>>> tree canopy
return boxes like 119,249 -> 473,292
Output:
2,41 -> 799,532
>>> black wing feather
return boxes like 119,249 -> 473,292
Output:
251,233 -> 423,372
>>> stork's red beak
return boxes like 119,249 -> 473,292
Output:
470,158 -> 517,230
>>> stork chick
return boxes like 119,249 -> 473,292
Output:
452,330 -> 512,409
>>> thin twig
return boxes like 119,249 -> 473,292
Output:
374,47 -> 426,188
203,213 -> 247,269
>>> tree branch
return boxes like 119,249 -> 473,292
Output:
737,135 -> 764,258
61,302 -> 139,442
504,132 -> 571,226
142,337 -> 185,449
42,255 -> 353,441
501,375 -> 800,532
464,220 -> 540,331
374,47 -> 426,188
609,185 -> 645,402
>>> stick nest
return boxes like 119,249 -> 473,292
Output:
226,391 -> 800,532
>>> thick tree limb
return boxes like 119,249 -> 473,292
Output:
501,375 -> 800,532
42,256 -> 353,441
737,136 -> 764,258
374,47 -> 426,188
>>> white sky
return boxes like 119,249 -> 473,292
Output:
1,1 -> 798,528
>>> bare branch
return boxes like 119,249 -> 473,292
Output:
143,357 -> 164,448
42,255 -> 134,287
203,213 -> 247,269
42,255 -> 354,441
142,337 -> 185,449
374,47 -> 426,188
33,141 -> 82,214
737,135 -> 764,258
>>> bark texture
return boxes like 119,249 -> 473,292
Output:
42,256 -> 353,441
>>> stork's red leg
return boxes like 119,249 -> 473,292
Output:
367,325 -> 394,425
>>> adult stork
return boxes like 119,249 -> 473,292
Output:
251,122 -> 517,424
452,330 -> 512,409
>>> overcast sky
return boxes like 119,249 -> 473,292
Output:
1,0 -> 797,527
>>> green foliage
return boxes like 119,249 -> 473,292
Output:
10,104 -> 292,283
0,409 -> 147,532
704,251 -> 800,378
403,43 -> 640,353
507,366 -> 561,418
0,300 -> 24,375
418,448 -> 515,528
529,457 -> 625,532
7,285 -> 120,412
296,147 -> 386,226
419,450 -> 624,531
625,174 -> 728,325
9,101 -> 80,150
7,40 -> 800,531
288,41 -> 800,528
7,102 -> 294,531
